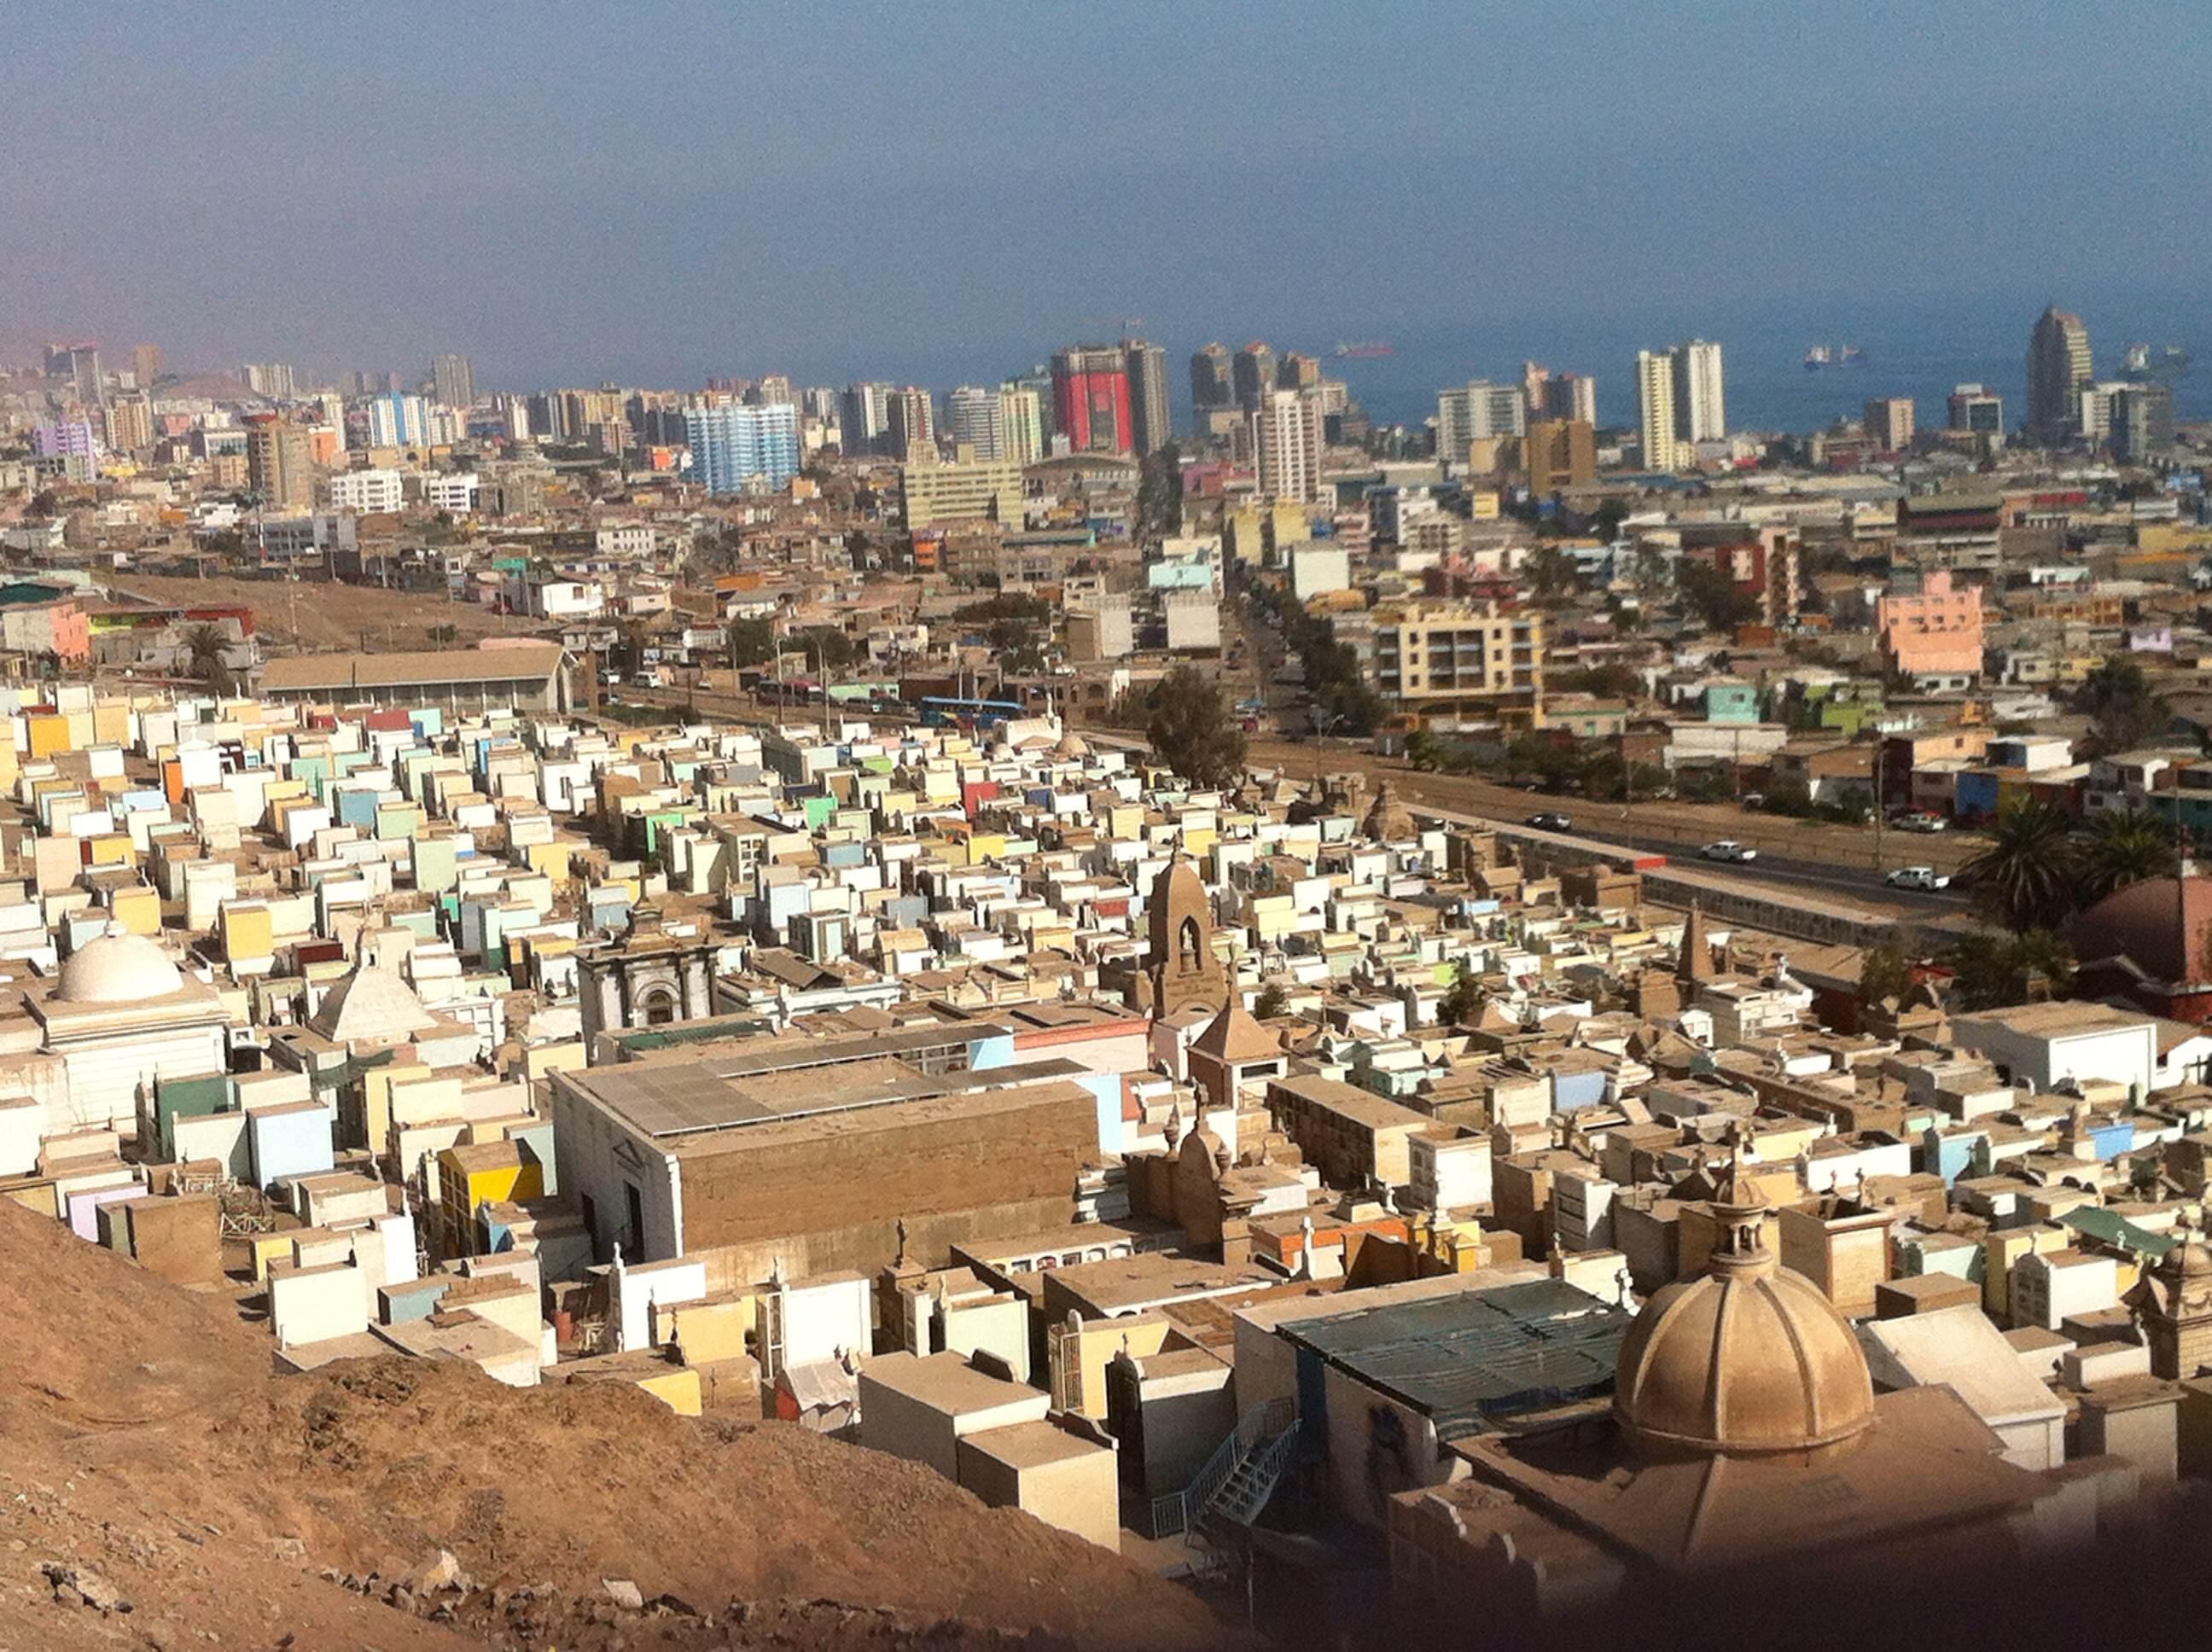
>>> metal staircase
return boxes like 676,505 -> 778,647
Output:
1148,1395 -> 1296,1540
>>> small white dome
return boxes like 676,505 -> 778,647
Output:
56,923 -> 184,1004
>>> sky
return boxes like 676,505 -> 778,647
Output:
3,0 -> 2203,395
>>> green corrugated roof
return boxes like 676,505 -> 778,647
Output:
2061,1204 -> 2175,1258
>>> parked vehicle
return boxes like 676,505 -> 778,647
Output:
1885,865 -> 1951,891
1701,841 -> 1756,863
1526,811 -> 1573,832
1891,811 -> 1948,833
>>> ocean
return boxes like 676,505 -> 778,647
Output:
841,293 -> 2206,443
1313,299 -> 2209,438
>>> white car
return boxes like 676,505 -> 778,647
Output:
1700,841 -> 1756,863
1886,865 -> 1951,892
1892,812 -> 1948,834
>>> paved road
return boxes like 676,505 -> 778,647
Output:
1244,737 -> 1984,884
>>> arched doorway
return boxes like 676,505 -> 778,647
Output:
637,986 -> 678,1027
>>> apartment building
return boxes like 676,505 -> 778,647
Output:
1372,601 -> 1542,722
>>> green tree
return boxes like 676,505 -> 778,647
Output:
1253,982 -> 1290,1019
1858,945 -> 1914,1008
1404,729 -> 1443,771
1676,560 -> 1758,633
1945,930 -> 2075,1012
725,617 -> 777,669
1145,665 -> 1247,788
794,625 -> 857,673
26,488 -> 58,520
2078,809 -> 2174,903
1528,545 -> 1576,604
2073,654 -> 2173,755
181,623 -> 236,695
1440,963 -> 1483,1027
1961,799 -> 2081,930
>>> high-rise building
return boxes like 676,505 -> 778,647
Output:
1635,350 -> 1680,470
1254,388 -> 1324,503
1276,352 -> 1322,393
1525,419 -> 1596,497
888,387 -> 935,462
49,342 -> 103,407
1190,344 -> 1233,414
1435,381 -> 1527,462
430,352 -> 475,411
946,386 -> 1006,460
244,413 -> 315,509
998,384 -> 1045,467
103,394 -> 154,453
2110,384 -> 2174,462
2026,306 -> 2093,444
496,393 -> 533,441
131,344 -> 161,393
753,374 -> 795,407
2074,381 -> 2128,447
241,362 -> 297,400
1947,383 -> 2004,437
1538,373 -> 1597,427
1231,342 -> 1276,410
1863,397 -> 1915,453
1124,340 -> 1172,456
366,392 -> 429,449
1049,346 -> 1131,455
686,402 -> 800,493
839,381 -> 894,456
1671,340 -> 1726,445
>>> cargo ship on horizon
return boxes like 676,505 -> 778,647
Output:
1804,344 -> 1867,370
1331,340 -> 1394,358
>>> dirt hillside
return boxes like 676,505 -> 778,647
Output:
106,572 -> 546,653
0,1200 -> 1231,1650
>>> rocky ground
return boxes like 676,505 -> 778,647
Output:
0,1200 -> 1234,1651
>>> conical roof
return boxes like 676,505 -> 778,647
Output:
1192,1000 -> 1284,1063
309,957 -> 439,1044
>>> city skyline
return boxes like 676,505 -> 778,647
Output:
4,3 -> 2207,393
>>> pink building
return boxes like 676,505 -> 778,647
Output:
1877,570 -> 1982,683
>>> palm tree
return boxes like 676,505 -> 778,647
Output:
2077,810 -> 2174,904
1961,799 -> 2081,930
181,623 -> 236,695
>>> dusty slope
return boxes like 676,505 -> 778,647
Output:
0,1200 -> 1230,1650
108,572 -> 545,653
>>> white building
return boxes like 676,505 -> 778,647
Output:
1671,339 -> 1726,444
327,468 -> 406,514
422,473 -> 480,515
1435,381 -> 1525,460
1254,388 -> 1324,504
595,524 -> 655,558
1947,1001 -> 2158,1101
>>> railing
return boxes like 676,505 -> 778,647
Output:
1147,1395 -> 1295,1539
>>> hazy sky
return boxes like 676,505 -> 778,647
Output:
3,0 -> 2200,392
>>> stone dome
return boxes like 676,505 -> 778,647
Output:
2071,875 -> 2212,986
1613,1166 -> 1873,1457
55,923 -> 184,1004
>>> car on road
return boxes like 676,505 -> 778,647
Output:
1885,865 -> 1952,891
1525,811 -> 1573,832
1891,811 -> 1949,833
1700,841 -> 1756,862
